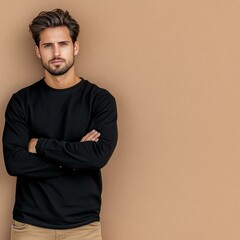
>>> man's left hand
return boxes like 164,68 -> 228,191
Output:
28,138 -> 38,153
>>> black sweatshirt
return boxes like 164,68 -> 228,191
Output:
2,78 -> 118,229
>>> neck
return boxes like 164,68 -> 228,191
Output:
44,68 -> 80,89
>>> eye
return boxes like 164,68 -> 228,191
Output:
43,44 -> 52,48
60,42 -> 68,46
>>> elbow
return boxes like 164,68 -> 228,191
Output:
5,164 -> 18,177
4,153 -> 22,177
95,158 -> 109,169
93,142 -> 116,169
86,155 -> 108,169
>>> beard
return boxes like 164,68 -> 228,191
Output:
41,56 -> 75,76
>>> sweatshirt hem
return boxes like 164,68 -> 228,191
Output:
13,216 -> 100,230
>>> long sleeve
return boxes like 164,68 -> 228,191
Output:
2,94 -> 63,178
3,78 -> 117,229
36,91 -> 118,170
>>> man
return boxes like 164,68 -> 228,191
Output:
2,9 -> 118,240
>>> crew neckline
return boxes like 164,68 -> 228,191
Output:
41,77 -> 85,93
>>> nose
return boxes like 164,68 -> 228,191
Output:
53,44 -> 60,57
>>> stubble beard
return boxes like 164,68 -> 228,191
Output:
42,56 -> 75,76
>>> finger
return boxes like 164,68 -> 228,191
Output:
89,133 -> 101,142
81,130 -> 97,141
81,133 -> 90,142
81,130 -> 100,142
85,132 -> 100,141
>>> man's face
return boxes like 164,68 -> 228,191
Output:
35,26 -> 79,76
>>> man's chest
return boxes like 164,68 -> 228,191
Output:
28,96 -> 93,141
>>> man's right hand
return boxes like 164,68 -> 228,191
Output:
80,130 -> 101,142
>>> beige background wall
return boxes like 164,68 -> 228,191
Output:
1,0 -> 240,239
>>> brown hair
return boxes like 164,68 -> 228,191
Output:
29,9 -> 80,46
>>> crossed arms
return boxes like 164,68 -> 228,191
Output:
2,92 -> 118,178
28,129 -> 101,153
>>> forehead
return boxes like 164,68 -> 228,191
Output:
39,26 -> 72,43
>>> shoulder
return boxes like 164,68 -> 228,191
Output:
81,78 -> 117,114
6,79 -> 44,115
12,79 -> 44,100
81,78 -> 116,102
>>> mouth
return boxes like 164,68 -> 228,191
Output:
50,59 -> 65,65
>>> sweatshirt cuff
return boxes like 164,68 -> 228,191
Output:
36,138 -> 46,154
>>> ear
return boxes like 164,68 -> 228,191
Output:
35,45 -> 41,59
73,41 -> 79,56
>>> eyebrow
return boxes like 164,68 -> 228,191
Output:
41,41 -> 70,46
